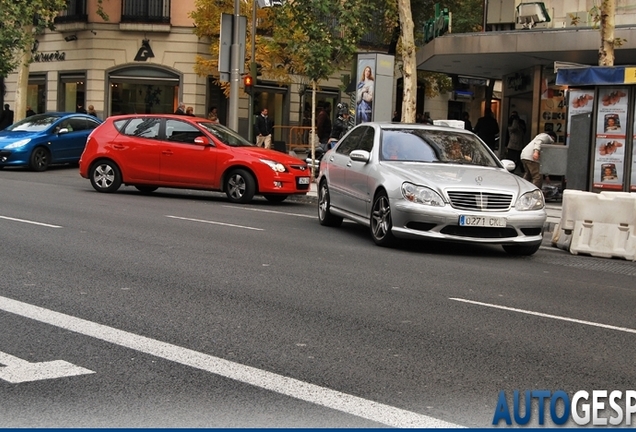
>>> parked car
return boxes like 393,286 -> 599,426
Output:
79,114 -> 310,203
317,123 -> 547,255
0,113 -> 102,171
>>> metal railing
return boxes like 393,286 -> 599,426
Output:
274,125 -> 315,157
54,0 -> 87,23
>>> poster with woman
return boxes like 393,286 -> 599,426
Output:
356,60 -> 374,124
593,87 -> 628,190
566,89 -> 594,146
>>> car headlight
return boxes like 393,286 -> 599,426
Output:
260,159 -> 287,173
401,182 -> 445,207
515,190 -> 545,211
5,138 -> 31,149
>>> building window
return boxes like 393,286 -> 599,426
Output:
108,66 -> 180,116
28,75 -> 46,115
54,0 -> 87,24
121,0 -> 171,24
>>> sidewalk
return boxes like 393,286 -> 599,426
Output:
303,183 -> 562,232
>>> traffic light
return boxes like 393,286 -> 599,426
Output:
244,75 -> 254,93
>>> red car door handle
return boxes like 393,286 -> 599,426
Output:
113,144 -> 125,149
162,150 -> 173,155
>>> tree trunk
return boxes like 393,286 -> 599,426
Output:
599,0 -> 615,66
14,49 -> 31,124
398,0 -> 416,123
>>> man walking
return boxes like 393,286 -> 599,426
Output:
520,131 -> 556,189
255,108 -> 274,149
0,104 -> 15,130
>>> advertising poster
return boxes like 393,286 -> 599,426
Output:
566,89 -> 594,146
593,86 -> 628,190
355,58 -> 375,125
539,84 -> 566,143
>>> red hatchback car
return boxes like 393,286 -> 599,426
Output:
79,114 -> 310,203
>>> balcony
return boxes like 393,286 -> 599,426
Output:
54,0 -> 87,33
121,0 -> 171,24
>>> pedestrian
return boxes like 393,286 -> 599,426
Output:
254,108 -> 274,149
327,103 -> 351,149
174,103 -> 186,115
0,104 -> 14,130
185,106 -> 195,116
316,103 -> 332,146
26,106 -> 36,117
473,108 -> 500,151
462,111 -> 472,131
208,106 -> 220,124
76,103 -> 87,114
423,112 -> 434,125
520,130 -> 556,189
506,111 -> 526,173
87,105 -> 98,117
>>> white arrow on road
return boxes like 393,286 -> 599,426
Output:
0,351 -> 95,383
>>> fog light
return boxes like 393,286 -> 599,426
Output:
274,181 -> 283,188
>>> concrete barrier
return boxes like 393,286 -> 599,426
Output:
559,190 -> 636,260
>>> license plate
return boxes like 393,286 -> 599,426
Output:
298,177 -> 310,185
459,215 -> 506,227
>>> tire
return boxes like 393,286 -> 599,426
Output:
318,180 -> 343,227
264,194 -> 288,203
89,160 -> 122,193
370,191 -> 396,247
135,186 -> 158,194
225,169 -> 256,203
29,147 -> 50,172
502,243 -> 541,256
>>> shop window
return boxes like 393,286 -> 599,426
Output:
59,74 -> 86,113
121,0 -> 170,24
27,75 -> 46,115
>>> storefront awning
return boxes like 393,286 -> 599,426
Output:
556,66 -> 636,86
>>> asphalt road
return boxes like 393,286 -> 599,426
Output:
1,165 -> 635,427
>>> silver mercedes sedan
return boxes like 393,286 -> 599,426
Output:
317,123 -> 546,255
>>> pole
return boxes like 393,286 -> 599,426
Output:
228,0 -> 241,131
248,1 -> 256,142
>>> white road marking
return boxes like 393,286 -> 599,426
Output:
0,350 -> 95,383
222,205 -> 315,219
0,215 -> 62,228
165,215 -> 263,231
0,295 -> 460,428
450,297 -> 636,334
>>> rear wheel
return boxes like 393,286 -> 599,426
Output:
89,160 -> 121,193
29,147 -> 50,172
370,191 -> 396,247
225,169 -> 255,203
135,186 -> 158,194
264,194 -> 288,203
318,180 -> 343,227
502,243 -> 541,256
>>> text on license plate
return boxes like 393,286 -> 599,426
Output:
298,177 -> 310,185
459,215 -> 506,227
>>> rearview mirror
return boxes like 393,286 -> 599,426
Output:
194,136 -> 210,145
350,149 -> 370,163
500,159 -> 516,172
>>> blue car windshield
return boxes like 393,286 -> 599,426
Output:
8,114 -> 61,132
198,122 -> 255,147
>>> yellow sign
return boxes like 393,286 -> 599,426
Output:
625,68 -> 636,83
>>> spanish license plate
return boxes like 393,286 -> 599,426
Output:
298,177 -> 310,185
459,215 -> 506,227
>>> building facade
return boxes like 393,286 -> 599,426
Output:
2,0 -> 349,145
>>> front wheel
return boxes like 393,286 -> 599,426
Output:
89,160 -> 122,193
502,243 -> 541,256
370,191 -> 396,247
264,194 -> 288,203
29,147 -> 50,171
318,180 -> 342,227
225,169 -> 256,203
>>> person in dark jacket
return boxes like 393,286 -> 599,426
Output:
316,103 -> 332,145
174,103 -> 186,115
473,108 -> 500,151
26,106 -> 36,117
0,104 -> 14,130
254,108 -> 274,149
327,104 -> 351,149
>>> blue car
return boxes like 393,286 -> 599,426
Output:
0,112 -> 102,171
